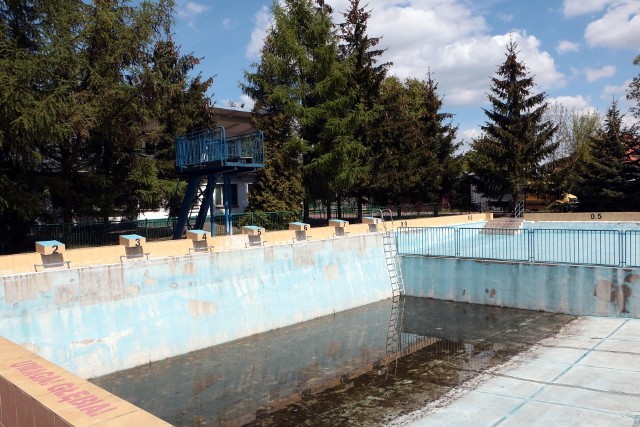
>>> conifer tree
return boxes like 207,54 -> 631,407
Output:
419,72 -> 461,210
371,74 -> 459,214
628,53 -> 640,120
142,33 -> 216,215
579,100 -> 628,211
469,41 -> 557,208
242,0 -> 346,221
337,0 -> 390,220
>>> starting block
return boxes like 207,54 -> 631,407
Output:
187,229 -> 214,253
330,219 -> 349,237
289,222 -> 311,242
34,240 -> 70,271
243,226 -> 266,247
119,234 -> 150,262
363,216 -> 381,232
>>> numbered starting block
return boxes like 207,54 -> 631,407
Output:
330,219 -> 350,237
34,240 -> 70,271
362,216 -> 381,233
289,222 -> 311,242
187,229 -> 214,253
243,226 -> 266,247
119,234 -> 150,262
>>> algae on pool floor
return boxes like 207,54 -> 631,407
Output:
91,297 -> 575,427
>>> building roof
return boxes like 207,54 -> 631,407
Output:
213,107 -> 253,137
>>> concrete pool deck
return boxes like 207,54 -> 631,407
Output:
393,316 -> 640,427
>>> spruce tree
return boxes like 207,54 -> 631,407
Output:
337,0 -> 390,220
469,41 -> 557,208
419,71 -> 461,211
579,100 -> 627,211
371,75 -> 459,215
242,0 -> 346,221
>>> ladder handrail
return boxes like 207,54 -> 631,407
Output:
514,200 -> 525,218
371,208 -> 394,231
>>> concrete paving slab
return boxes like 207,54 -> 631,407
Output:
541,334 -> 601,350
578,349 -> 640,371
558,364 -> 640,394
610,321 -> 640,341
472,376 -> 543,399
533,383 -> 640,416
529,346 -> 587,364
563,317 -> 626,337
393,318 -> 640,427
497,400 -> 636,427
406,390 -> 523,427
496,359 -> 571,383
597,339 -> 640,354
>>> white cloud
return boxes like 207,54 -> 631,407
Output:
244,1 -> 565,108
245,6 -> 272,59
562,0 -> 613,17
176,1 -> 210,30
549,95 -> 594,111
583,65 -> 616,82
556,40 -> 580,54
462,127 -> 482,141
601,79 -> 635,112
240,94 -> 255,111
185,2 -> 208,15
584,2 -> 640,49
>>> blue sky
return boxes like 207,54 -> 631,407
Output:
171,0 -> 640,146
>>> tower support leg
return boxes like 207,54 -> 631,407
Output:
224,175 -> 232,235
195,175 -> 215,231
172,175 -> 200,239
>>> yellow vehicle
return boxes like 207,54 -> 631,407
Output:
552,193 -> 579,212
525,193 -> 579,212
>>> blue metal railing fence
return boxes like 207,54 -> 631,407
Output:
175,127 -> 265,171
397,227 -> 640,268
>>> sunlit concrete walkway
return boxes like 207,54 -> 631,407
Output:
392,317 -> 640,427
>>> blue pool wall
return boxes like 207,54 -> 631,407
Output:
401,256 -> 639,317
0,234 -> 391,378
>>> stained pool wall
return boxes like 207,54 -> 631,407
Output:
0,234 -> 390,379
401,256 -> 640,317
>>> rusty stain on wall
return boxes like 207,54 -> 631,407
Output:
192,372 -> 220,396
79,267 -> 126,305
4,279 -> 37,304
188,299 -> 218,318
293,246 -> 316,267
594,272 -> 639,314
485,288 -> 497,298
143,270 -> 157,286
323,265 -> 340,281
182,262 -> 197,276
264,246 -> 275,263
326,341 -> 342,357
54,284 -> 78,305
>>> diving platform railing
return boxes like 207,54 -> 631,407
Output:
172,127 -> 265,239
175,127 -> 264,172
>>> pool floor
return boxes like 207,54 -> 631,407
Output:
91,297 -> 574,426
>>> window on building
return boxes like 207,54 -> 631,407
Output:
215,183 -> 239,207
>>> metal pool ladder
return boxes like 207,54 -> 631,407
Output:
373,209 -> 406,357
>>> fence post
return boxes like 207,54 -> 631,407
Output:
145,219 -> 149,240
455,228 -> 460,258
528,229 -> 534,262
620,230 -> 625,267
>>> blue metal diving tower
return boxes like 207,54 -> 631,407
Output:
172,127 -> 265,239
